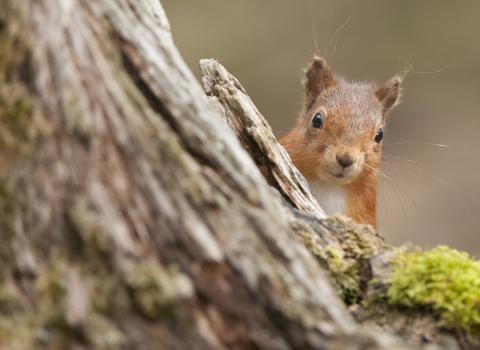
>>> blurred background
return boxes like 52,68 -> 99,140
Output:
163,1 -> 480,255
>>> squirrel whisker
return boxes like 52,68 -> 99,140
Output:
383,141 -> 448,148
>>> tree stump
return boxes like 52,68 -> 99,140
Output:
0,1 -> 472,349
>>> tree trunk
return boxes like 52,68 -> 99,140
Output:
0,1 -> 469,349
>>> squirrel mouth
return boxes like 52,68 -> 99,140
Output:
333,172 -> 345,179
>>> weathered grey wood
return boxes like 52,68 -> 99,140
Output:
201,59 -> 326,219
0,0 -> 467,349
198,59 -> 471,350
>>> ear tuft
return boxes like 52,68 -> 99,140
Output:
304,56 -> 335,110
375,76 -> 402,116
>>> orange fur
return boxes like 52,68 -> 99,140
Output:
346,171 -> 377,227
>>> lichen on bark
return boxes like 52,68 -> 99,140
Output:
297,215 -> 387,304
0,0 -> 478,349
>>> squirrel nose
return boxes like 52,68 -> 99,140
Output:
336,153 -> 355,168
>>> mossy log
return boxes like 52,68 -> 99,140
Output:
199,58 -> 479,350
0,0 -> 477,349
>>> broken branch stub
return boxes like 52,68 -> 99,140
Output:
200,59 -> 326,219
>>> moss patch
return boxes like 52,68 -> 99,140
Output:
387,246 -> 480,335
125,260 -> 193,320
35,260 -> 71,327
0,283 -> 23,314
0,2 -> 52,172
298,216 -> 386,304
0,7 -> 33,150
0,183 -> 16,280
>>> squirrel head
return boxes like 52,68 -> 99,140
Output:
294,56 -> 402,185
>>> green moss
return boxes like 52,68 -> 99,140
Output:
0,316 -> 36,350
0,3 -> 52,168
298,216 -> 386,304
299,232 -> 360,302
125,260 -> 193,320
84,315 -> 127,350
0,284 -> 23,315
322,216 -> 384,259
0,183 -> 14,220
35,261 -> 69,327
0,94 -> 33,140
0,7 -> 34,150
31,260 -> 129,349
0,183 -> 15,280
90,274 -> 128,316
66,203 -> 114,259
387,246 -> 480,335
0,261 -> 73,350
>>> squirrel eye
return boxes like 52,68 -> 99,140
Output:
312,112 -> 323,129
375,128 -> 384,143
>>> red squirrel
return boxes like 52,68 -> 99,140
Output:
280,57 -> 401,228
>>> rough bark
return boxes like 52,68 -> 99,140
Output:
199,59 -> 472,350
0,0 -> 468,349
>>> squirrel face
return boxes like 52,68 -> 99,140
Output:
294,57 -> 401,186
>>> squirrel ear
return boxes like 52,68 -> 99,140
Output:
304,56 -> 335,110
375,76 -> 402,116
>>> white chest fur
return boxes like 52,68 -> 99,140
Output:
308,180 -> 347,216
